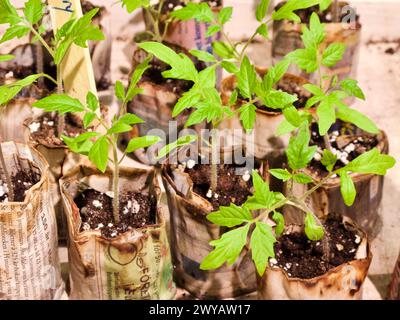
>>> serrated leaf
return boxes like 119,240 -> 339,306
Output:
0,25 -> 30,44
303,83 -> 324,96
272,0 -> 321,22
200,225 -> 250,270
212,41 -> 235,59
256,0 -> 271,22
304,212 -> 324,241
23,0 -> 44,24
336,104 -> 379,134
293,173 -> 313,184
341,148 -> 395,176
126,135 -> 161,153
229,90 -> 238,106
250,222 -> 276,276
276,118 -> 297,136
88,136 -> 109,172
0,0 -> 20,25
205,24 -> 221,37
122,0 -> 149,13
0,54 -> 14,62
340,78 -> 365,100
320,0 -> 332,11
108,121 -> 132,134
301,12 -> 325,48
287,47 -> 318,73
321,149 -> 337,171
119,113 -> 144,125
322,43 -> 346,67
260,89 -> 298,110
173,88 -> 201,117
339,171 -> 356,206
171,2 -> 214,23
126,55 -> 151,102
33,94 -> 85,114
317,98 -> 336,135
269,169 -> 292,181
283,105 -> 302,127
237,56 -> 257,99
189,49 -> 216,62
83,112 -> 96,128
86,92 -> 99,112
256,23 -> 268,39
115,80 -> 125,101
238,103 -> 256,132
157,135 -> 197,159
221,60 -> 239,74
207,204 -> 253,227
218,7 -> 233,24
272,211 -> 285,237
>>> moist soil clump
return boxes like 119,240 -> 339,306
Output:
75,189 -> 157,238
186,163 -> 252,210
29,113 -> 87,147
0,169 -> 40,203
273,218 -> 360,279
139,43 -> 206,96
309,121 -> 379,176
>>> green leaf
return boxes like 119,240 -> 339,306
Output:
23,0 -> 44,24
237,56 -> 257,99
276,118 -> 297,136
70,8 -> 105,47
126,135 -> 161,153
272,211 -> 285,237
88,136 -> 109,173
0,54 -> 14,62
272,0 -> 322,22
339,171 -> 356,206
172,88 -> 201,117
115,80 -> 125,101
341,148 -> 396,176
304,212 -> 324,241
287,48 -> 318,73
122,0 -> 149,13
322,43 -> 346,67
212,41 -> 235,59
221,61 -> 239,74
218,7 -> 233,24
189,49 -> 216,62
336,104 -> 379,134
126,55 -> 151,102
32,94 -> 85,114
256,23 -> 268,39
206,25 -> 221,37
200,225 -> 250,270
250,222 -> 276,276
270,58 -> 291,84
321,149 -> 337,171
86,92 -> 99,112
293,173 -> 313,184
317,98 -> 336,136
260,89 -> 298,110
303,83 -> 324,96
238,103 -> 257,132
301,13 -> 325,48
269,169 -> 292,182
256,0 -> 271,22
83,112 -> 96,128
340,78 -> 365,100
0,74 -> 43,105
207,204 -> 253,227
157,135 -> 197,159
245,170 -> 285,210
54,38 -> 73,65
119,113 -> 144,125
283,106 -> 302,127
229,90 -> 238,106
108,121 -> 132,134
286,122 -> 317,170
198,66 -> 217,88
0,24 -> 30,44
170,2 -> 214,23
320,0 -> 332,11
62,132 -> 100,155
0,0 -> 20,25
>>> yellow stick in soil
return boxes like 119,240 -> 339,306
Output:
47,0 -> 97,104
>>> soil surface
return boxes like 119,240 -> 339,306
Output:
139,43 -> 206,96
273,218 -> 360,279
185,163 -> 253,210
309,121 -> 379,176
157,0 -> 221,14
29,113 -> 87,147
75,189 -> 157,238
275,2 -> 360,24
0,169 -> 40,203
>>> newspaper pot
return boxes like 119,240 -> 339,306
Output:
23,110 -> 97,243
258,215 -> 372,300
60,165 -> 175,300
388,252 -> 400,300
161,147 -> 265,299
284,130 -> 389,239
119,45 -> 204,165
0,142 -> 64,300
272,1 -> 361,89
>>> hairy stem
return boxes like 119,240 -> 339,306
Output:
112,140 -> 120,224
56,64 -> 65,139
35,38 -> 44,88
210,127 -> 218,193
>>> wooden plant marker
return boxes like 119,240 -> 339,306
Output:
47,0 -> 97,106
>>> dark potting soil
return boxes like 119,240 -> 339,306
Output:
273,218 -> 360,279
140,43 -> 206,96
185,164 -> 252,210
0,169 -> 40,203
309,121 -> 379,175
29,113 -> 87,147
75,189 -> 157,238
275,2 -> 360,24
157,0 -> 221,14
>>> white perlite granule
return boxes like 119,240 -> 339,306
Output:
29,122 -> 41,133
92,200 -> 103,208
